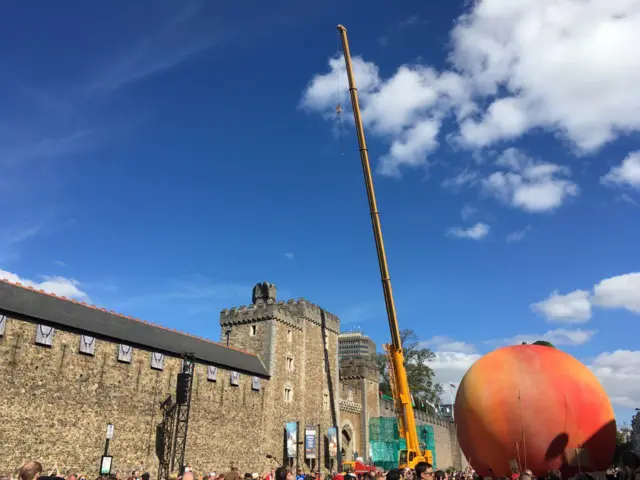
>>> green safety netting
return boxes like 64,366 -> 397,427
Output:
369,417 -> 437,470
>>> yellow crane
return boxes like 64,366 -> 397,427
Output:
336,25 -> 434,470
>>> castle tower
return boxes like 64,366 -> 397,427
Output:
220,283 -> 341,470
339,356 -> 381,462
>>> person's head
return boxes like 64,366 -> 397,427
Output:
519,474 -> 532,480
20,462 -> 43,480
286,473 -> 295,480
275,468 -> 288,480
415,463 -> 433,480
182,472 -> 194,480
434,471 -> 445,480
547,471 -> 561,480
387,470 -> 403,480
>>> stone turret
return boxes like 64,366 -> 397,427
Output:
252,282 -> 277,305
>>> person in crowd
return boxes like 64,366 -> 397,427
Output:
20,462 -> 43,480
519,473 -> 531,480
274,467 -> 288,480
386,469 -> 403,480
547,470 -> 561,480
415,462 -> 434,480
434,471 -> 445,480
224,467 -> 241,480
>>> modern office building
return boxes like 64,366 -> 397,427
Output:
339,331 -> 377,359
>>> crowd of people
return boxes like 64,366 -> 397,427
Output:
3,460 -> 634,480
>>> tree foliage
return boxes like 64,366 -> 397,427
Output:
533,340 -> 555,348
376,329 -> 444,412
521,340 -> 556,348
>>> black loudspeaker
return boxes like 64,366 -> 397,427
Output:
176,372 -> 190,405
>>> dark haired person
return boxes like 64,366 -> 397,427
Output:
415,463 -> 434,480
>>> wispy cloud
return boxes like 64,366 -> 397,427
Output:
460,205 -> 477,221
0,225 -> 42,263
420,335 -> 477,354
84,2 -> 222,95
506,225 -> 531,243
112,276 -> 250,310
1,130 -> 94,167
447,222 -> 490,240
379,15 -> 429,47
337,300 -> 384,326
284,252 -> 295,260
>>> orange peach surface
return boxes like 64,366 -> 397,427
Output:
454,344 -> 616,477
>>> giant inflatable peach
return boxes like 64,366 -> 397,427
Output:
454,343 -> 616,476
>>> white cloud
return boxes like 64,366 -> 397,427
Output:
432,351 -> 481,402
302,0 -> 640,184
589,350 -> 640,408
447,222 -> 490,240
494,327 -> 596,346
300,56 -> 380,115
300,56 -> 472,178
592,272 -> 640,314
284,252 -> 294,260
450,0 -> 640,151
421,335 -> 477,354
532,289 -> 592,323
602,151 -> 640,189
482,148 -> 578,212
378,119 -> 440,178
506,225 -> 531,243
0,268 -> 89,301
458,96 -> 530,148
420,336 -> 481,403
534,272 -> 640,322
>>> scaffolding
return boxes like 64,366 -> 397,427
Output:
369,417 -> 437,471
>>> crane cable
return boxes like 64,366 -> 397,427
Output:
336,30 -> 345,156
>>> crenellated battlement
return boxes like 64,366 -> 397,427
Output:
220,283 -> 340,334
339,356 -> 379,382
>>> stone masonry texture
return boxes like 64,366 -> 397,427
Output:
0,282 -> 465,478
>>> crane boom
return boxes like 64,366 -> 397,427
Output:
336,24 -> 433,469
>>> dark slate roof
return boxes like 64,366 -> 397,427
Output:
0,279 -> 269,378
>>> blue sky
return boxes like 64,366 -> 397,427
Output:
1,1 -> 639,422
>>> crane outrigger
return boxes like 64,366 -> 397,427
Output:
336,25 -> 434,470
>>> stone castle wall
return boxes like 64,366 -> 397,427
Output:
0,316 -> 267,478
0,280 -> 466,477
